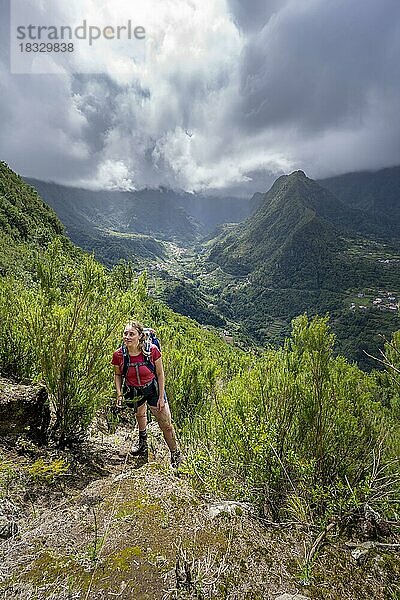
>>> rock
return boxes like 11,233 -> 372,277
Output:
276,594 -> 309,600
0,377 -> 50,444
0,516 -> 18,539
208,500 -> 254,519
350,541 -> 375,563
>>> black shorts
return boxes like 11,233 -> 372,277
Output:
123,379 -> 160,409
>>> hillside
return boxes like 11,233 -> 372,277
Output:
24,180 -> 204,267
0,163 -> 399,599
201,171 -> 400,367
0,165 -> 63,240
320,165 -> 400,222
2,416 -> 399,600
0,162 -> 77,277
26,180 -> 202,243
17,166 -> 400,369
208,170 -> 400,278
25,179 -> 262,267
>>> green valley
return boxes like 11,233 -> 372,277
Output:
21,165 -> 400,370
0,160 -> 399,599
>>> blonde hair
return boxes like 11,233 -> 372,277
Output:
124,320 -> 146,353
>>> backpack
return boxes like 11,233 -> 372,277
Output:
121,327 -> 167,402
121,327 -> 161,380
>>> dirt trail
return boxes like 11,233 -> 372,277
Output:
1,423 -> 399,599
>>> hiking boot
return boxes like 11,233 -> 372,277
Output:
170,449 -> 181,469
131,431 -> 148,457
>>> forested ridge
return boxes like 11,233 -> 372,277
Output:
201,170 -> 400,368
24,166 -> 400,370
0,161 -> 82,278
0,161 -> 399,598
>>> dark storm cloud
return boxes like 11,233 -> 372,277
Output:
69,75 -> 150,156
237,0 -> 400,134
0,68 -> 93,181
0,0 -> 399,191
0,0 -> 91,182
227,0 -> 289,33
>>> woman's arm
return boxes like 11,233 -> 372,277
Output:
114,365 -> 123,407
154,357 -> 165,411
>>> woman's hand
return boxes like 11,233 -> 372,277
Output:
157,395 -> 166,412
154,357 -> 166,412
114,367 -> 123,408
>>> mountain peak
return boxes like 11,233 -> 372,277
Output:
288,170 -> 307,179
262,170 -> 309,197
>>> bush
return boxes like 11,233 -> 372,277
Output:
183,315 -> 397,524
0,242 -> 146,444
0,277 -> 34,380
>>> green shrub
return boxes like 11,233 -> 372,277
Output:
183,314 -> 397,523
27,242 -> 132,443
0,278 -> 34,380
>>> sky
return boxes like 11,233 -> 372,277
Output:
0,0 -> 399,197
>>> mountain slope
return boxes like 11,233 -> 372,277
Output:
1,163 -> 399,600
208,170 -> 400,279
24,180 -> 203,268
203,171 -> 400,367
1,163 -> 63,242
209,172 -> 343,282
0,162 -> 76,277
320,165 -> 400,221
25,179 -> 262,267
26,179 -> 202,242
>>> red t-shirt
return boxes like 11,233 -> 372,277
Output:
112,344 -> 161,387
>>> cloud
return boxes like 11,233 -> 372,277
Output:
234,0 -> 400,177
68,0 -> 247,190
0,0 -> 399,193
0,66 -> 91,181
89,159 -> 136,190
238,0 -> 400,130
226,0 -> 290,33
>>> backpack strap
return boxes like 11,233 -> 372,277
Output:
130,358 -> 154,386
142,354 -> 155,374
121,344 -> 156,386
121,344 -> 129,378
121,343 -> 167,402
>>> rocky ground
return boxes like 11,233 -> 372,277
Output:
0,406 -> 399,599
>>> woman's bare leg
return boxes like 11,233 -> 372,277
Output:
136,402 -> 147,431
149,404 -> 177,452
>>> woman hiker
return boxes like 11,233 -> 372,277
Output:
112,320 -> 181,468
